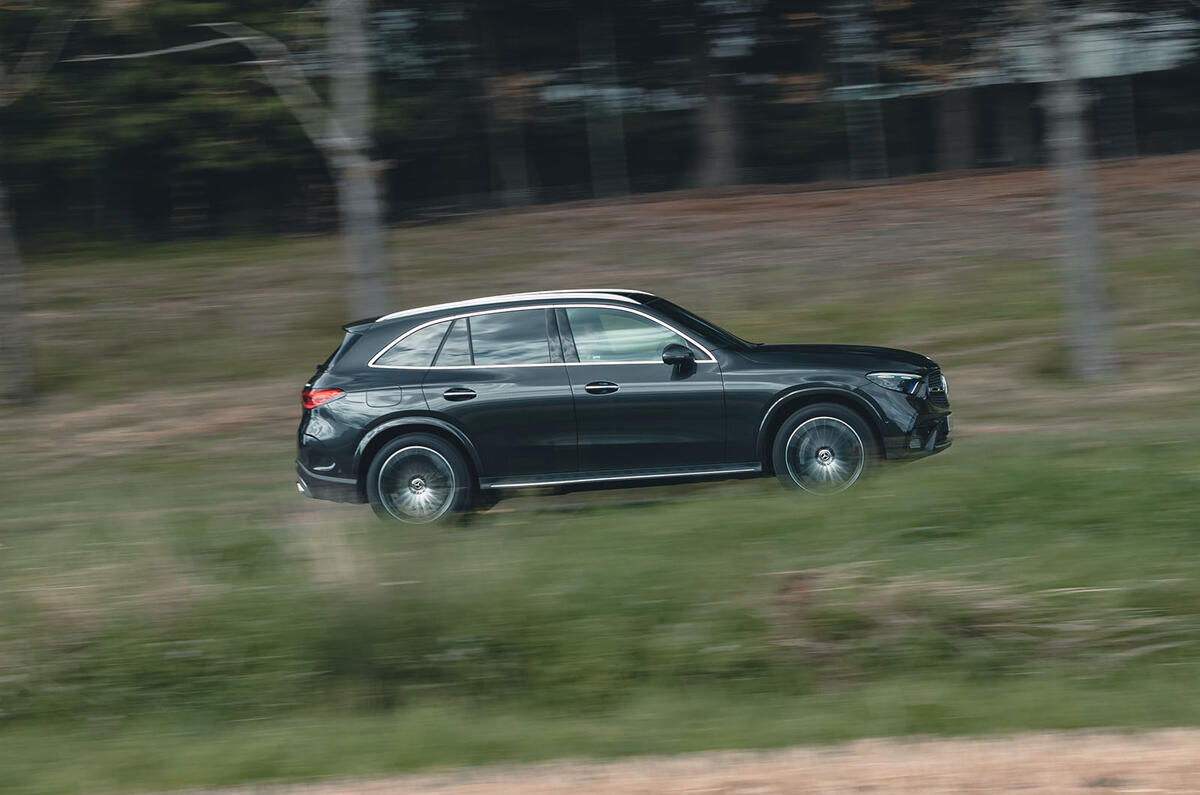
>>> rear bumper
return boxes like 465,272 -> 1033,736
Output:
295,460 -> 364,504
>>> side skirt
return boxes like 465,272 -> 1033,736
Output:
481,463 -> 763,491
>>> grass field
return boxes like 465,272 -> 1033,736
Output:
2,155 -> 1199,793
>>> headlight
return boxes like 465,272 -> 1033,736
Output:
865,372 -> 923,394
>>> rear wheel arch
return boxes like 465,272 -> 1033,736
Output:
356,417 -> 481,500
757,390 -> 884,475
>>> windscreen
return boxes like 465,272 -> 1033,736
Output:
643,298 -> 754,350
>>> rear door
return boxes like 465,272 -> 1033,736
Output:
558,305 -> 725,472
421,308 -> 576,478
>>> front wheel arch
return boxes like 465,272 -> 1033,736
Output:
757,390 -> 884,475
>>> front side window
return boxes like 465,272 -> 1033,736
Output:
374,320 -> 449,367
565,307 -> 691,363
469,309 -> 552,366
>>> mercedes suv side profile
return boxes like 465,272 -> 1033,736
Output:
296,290 -> 951,523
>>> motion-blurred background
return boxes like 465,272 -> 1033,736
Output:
2,2 -> 1199,793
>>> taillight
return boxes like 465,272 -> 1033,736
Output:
302,388 -> 345,409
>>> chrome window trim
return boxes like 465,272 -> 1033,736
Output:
375,291 -> 640,323
368,303 -> 718,369
486,466 -> 759,490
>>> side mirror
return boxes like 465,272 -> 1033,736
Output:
661,343 -> 695,366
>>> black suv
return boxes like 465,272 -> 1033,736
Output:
297,290 -> 951,523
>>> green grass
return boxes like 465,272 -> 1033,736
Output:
2,432 -> 1200,793
8,673 -> 1200,795
4,184 -> 1200,792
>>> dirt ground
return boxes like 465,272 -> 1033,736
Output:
189,730 -> 1200,794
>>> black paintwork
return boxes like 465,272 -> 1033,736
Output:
295,291 -> 951,505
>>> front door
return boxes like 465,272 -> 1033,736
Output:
558,306 -> 725,472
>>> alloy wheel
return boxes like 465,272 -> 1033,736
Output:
783,416 -> 866,495
376,445 -> 457,523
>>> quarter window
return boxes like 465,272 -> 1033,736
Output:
469,309 -> 552,366
565,307 -> 691,363
434,318 -> 472,366
374,320 -> 449,367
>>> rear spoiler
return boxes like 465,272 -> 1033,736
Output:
342,316 -> 380,333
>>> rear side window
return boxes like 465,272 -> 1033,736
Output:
470,310 -> 551,366
374,321 -> 450,368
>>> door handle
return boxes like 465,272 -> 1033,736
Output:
442,387 -> 477,402
584,381 -> 619,395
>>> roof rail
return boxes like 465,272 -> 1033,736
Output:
375,290 -> 649,323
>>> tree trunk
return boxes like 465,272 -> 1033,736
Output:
579,0 -> 630,198
1043,75 -> 1112,380
484,103 -> 533,207
0,11 -> 76,404
0,173 -> 33,404
1096,75 -> 1137,159
936,88 -> 974,171
478,13 -> 532,207
835,2 -> 887,181
335,156 -> 388,320
689,7 -> 738,188
694,83 -> 739,188
1027,0 -> 1113,381
998,84 -> 1036,166
328,0 -> 389,318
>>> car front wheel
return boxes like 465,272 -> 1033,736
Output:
366,434 -> 472,523
772,404 -> 877,495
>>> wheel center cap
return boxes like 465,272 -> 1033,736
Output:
816,448 -> 835,465
410,477 -> 427,493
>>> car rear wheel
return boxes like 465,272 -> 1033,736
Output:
772,404 -> 877,495
366,434 -> 472,523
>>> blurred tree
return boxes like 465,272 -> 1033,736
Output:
871,0 -> 996,171
865,0 -> 1116,378
610,0 -> 765,188
685,0 -> 744,187
328,0 -> 389,317
74,1 -> 391,318
1022,0 -> 1112,380
0,4 -> 77,404
578,0 -> 630,197
832,0 -> 887,179
476,1 -> 536,205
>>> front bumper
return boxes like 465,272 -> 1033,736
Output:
295,460 -> 364,504
890,412 -> 952,459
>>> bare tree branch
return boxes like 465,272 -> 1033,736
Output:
57,5 -> 390,318
196,21 -> 350,158
67,36 -> 260,62
70,20 -> 356,163
0,9 -> 77,108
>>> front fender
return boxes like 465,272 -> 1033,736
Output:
754,385 -> 889,462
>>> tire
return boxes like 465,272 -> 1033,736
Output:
366,434 -> 473,524
772,403 -> 878,495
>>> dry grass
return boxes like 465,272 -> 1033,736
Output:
172,729 -> 1200,794
768,566 -> 1196,678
